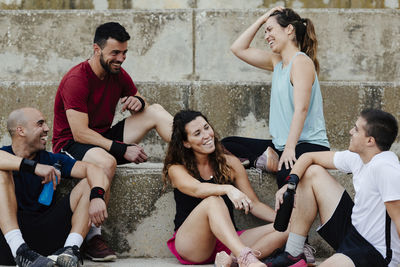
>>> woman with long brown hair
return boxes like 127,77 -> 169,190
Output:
163,110 -> 289,267
222,7 -> 330,190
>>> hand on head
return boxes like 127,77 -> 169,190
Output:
259,6 -> 284,23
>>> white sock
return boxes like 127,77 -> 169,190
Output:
86,225 -> 101,241
64,232 -> 84,248
285,232 -> 306,257
4,229 -> 25,258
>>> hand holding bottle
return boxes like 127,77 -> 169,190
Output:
35,163 -> 61,189
273,174 -> 300,232
38,162 -> 61,206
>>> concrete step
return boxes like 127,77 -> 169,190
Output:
1,81 -> 399,161
0,9 -> 398,82
58,163 -> 354,258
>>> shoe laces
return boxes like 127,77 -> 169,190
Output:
71,245 -> 84,265
16,245 -> 39,267
303,243 -> 316,259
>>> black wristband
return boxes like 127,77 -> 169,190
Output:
90,187 -> 105,201
109,141 -> 128,160
285,174 -> 300,188
19,158 -> 37,174
133,96 -> 145,112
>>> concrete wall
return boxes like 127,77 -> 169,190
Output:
1,0 -> 399,9
1,81 -> 399,160
0,9 -> 399,83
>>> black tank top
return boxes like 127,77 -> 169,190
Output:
173,176 -> 236,231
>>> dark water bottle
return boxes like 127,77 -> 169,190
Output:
274,182 -> 296,232
38,161 -> 61,206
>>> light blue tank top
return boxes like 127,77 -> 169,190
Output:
269,52 -> 329,151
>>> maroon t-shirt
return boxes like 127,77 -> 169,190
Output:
52,60 -> 137,153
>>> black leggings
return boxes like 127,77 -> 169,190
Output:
221,136 -> 329,188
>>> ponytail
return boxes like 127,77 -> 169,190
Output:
300,18 -> 319,74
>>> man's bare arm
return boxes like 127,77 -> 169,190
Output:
386,200 -> 400,238
66,109 -> 113,151
290,151 -> 337,179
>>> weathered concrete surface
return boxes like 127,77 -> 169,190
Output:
0,9 -> 399,82
195,9 -> 400,82
0,10 -> 193,82
1,0 -> 398,9
58,163 -> 353,258
1,81 -> 400,159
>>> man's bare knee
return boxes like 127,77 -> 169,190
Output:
301,164 -> 328,184
83,148 -> 117,179
147,103 -> 165,114
98,157 -> 116,181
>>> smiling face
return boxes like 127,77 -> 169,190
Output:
348,116 -> 370,154
21,108 -> 50,152
97,38 -> 128,74
183,116 -> 215,156
264,16 -> 292,53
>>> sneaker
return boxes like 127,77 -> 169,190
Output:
255,147 -> 279,173
83,235 -> 117,262
48,245 -> 82,267
263,250 -> 307,267
15,243 -> 55,267
303,243 -> 316,266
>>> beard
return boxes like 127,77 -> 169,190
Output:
100,53 -> 121,75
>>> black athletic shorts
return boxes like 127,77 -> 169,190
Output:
0,194 -> 73,265
62,119 -> 129,165
317,191 -> 388,267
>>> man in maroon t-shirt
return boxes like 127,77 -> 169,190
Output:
52,22 -> 173,262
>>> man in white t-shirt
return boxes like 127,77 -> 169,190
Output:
264,109 -> 400,267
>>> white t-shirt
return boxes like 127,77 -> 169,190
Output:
334,150 -> 400,267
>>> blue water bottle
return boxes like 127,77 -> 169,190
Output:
38,161 -> 61,206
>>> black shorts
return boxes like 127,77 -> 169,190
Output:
317,191 -> 387,267
220,136 -> 330,188
62,119 -> 129,165
0,194 -> 73,265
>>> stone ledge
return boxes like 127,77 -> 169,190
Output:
59,163 -> 354,258
1,81 -> 399,161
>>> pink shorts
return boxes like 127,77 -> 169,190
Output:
167,230 -> 246,265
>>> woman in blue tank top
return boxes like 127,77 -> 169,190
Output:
163,110 -> 288,267
222,7 -> 330,189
